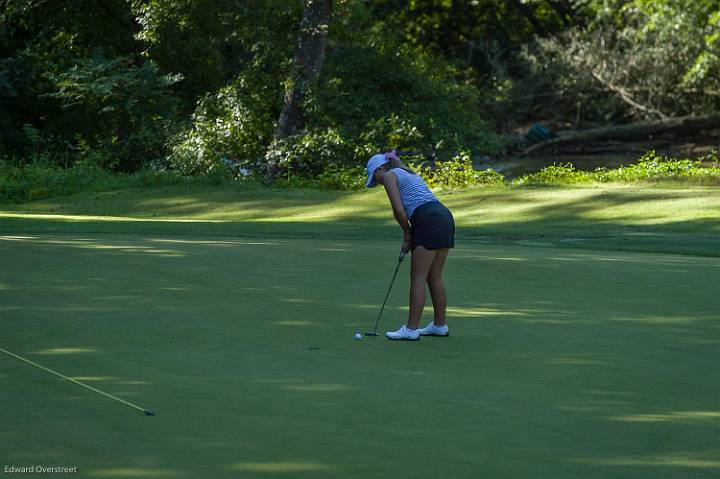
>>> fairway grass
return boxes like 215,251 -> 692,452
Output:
1,233 -> 719,479
1,183 -> 719,256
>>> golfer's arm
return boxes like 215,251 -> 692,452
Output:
383,175 -> 411,235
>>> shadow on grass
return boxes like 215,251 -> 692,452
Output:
3,183 -> 720,256
440,298 -> 720,476
1,231 -> 718,478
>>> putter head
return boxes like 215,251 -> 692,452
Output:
364,331 -> 380,337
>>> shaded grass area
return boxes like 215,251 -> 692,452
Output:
1,183 -> 719,256
0,234 -> 718,478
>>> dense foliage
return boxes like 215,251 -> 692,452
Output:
523,0 -> 720,123
1,0 -> 717,185
4,150 -> 717,203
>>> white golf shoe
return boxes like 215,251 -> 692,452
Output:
417,322 -> 449,337
385,325 -> 420,341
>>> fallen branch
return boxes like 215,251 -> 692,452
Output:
522,113 -> 720,156
590,70 -> 669,119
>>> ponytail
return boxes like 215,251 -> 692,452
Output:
386,154 -> 416,175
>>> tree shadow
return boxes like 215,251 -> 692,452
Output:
1,227 -> 718,478
4,184 -> 719,257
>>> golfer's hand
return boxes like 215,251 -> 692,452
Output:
401,240 -> 411,253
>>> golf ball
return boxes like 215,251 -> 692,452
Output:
355,333 -> 362,340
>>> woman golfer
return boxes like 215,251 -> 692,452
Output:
366,150 -> 455,340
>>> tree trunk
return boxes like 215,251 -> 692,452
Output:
522,114 -> 720,156
268,0 -> 332,178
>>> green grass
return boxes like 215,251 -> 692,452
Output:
1,183 -> 719,256
1,184 -> 719,477
1,233 -> 718,478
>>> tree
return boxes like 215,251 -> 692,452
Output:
268,0 -> 332,177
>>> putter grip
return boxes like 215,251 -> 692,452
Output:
399,250 -> 406,262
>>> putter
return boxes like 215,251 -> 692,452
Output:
365,249 -> 406,336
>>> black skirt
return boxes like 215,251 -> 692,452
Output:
409,201 -> 455,251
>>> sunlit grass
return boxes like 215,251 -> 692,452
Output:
148,238 -> 280,246
610,314 -> 713,325
33,347 -> 96,355
0,212 -> 232,223
0,184 -> 720,261
230,461 -> 333,473
274,320 -> 317,326
570,452 -> 720,468
4,184 -> 719,239
284,384 -> 355,392
0,235 -> 186,257
67,376 -> 115,382
611,411 -> 720,423
446,306 -> 529,317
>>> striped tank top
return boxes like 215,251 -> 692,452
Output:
389,168 -> 438,219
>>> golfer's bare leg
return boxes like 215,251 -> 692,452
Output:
427,248 -> 449,327
408,246 -> 436,330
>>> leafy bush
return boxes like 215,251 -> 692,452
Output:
2,47 -> 182,171
169,83 -> 273,175
263,116 -> 430,181
514,164 -> 592,186
593,151 -> 720,183
413,153 -> 504,189
46,52 -> 182,171
167,25 -> 294,177
256,42 -> 508,182
4,150 -> 719,203
0,158 -> 113,202
171,41 -> 507,180
314,44 -> 506,157
0,157 -> 242,203
264,128 -> 363,179
274,165 -> 366,190
514,151 -> 720,186
316,165 -> 367,190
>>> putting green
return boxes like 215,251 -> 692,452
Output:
0,233 -> 718,478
